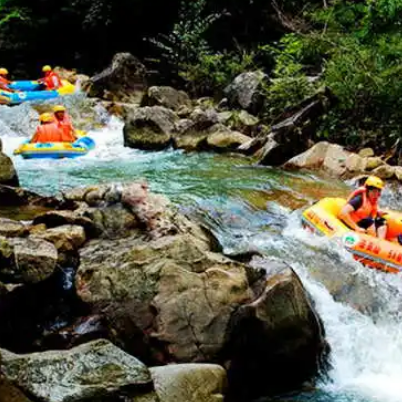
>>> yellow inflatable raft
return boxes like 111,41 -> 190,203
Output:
302,198 -> 402,274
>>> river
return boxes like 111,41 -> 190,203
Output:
1,100 -> 402,402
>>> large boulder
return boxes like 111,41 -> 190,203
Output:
224,71 -> 267,114
1,339 -> 155,402
123,106 -> 178,150
83,53 -> 147,102
141,86 -> 192,112
71,183 -> 327,399
151,364 -> 226,402
0,237 -> 58,284
0,153 -> 19,187
256,100 -> 326,166
284,141 -> 350,177
224,260 -> 329,401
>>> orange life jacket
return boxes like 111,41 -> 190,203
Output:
0,76 -> 11,91
31,123 -> 63,143
44,72 -> 63,90
55,114 -> 75,142
346,187 -> 378,223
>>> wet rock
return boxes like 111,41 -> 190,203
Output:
0,185 -> 73,210
141,86 -> 192,112
358,148 -> 374,158
256,100 -> 326,166
0,377 -> 34,402
0,218 -> 28,238
32,210 -> 96,237
83,52 -> 147,102
0,237 -> 58,284
394,166 -> 402,181
77,235 -> 252,363
345,153 -> 367,173
366,156 -> 385,171
284,142 -> 350,176
1,339 -> 154,402
224,71 -> 267,114
0,153 -> 19,187
187,107 -> 219,132
123,106 -> 177,150
371,164 -> 395,179
31,225 -> 86,252
84,204 -> 140,239
224,260 -> 328,401
173,132 -> 209,151
206,130 -> 252,151
151,364 -> 226,402
0,266 -> 88,353
177,105 -> 192,118
40,314 -> 110,350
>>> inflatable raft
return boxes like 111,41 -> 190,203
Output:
302,198 -> 402,274
13,136 -> 95,159
0,80 -> 75,105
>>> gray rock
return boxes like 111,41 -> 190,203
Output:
83,52 -> 147,102
0,236 -> 58,284
0,153 -> 19,187
0,218 -> 28,238
142,86 -> 192,112
1,339 -> 154,402
123,106 -> 178,150
224,71 -> 267,114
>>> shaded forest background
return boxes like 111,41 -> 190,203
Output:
2,0 -> 402,153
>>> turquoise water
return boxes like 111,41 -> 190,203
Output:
3,113 -> 402,402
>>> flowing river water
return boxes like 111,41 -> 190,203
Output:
1,99 -> 402,402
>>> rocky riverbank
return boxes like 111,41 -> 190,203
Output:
0,179 -> 329,401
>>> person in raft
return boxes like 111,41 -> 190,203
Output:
38,65 -> 63,90
30,113 -> 62,143
0,68 -> 17,92
338,175 -> 402,245
53,105 -> 77,142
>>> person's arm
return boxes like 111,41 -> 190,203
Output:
338,203 -> 366,232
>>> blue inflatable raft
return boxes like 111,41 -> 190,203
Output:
13,136 -> 95,159
0,80 -> 76,105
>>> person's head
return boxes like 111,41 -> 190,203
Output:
39,112 -> 54,124
42,65 -> 52,76
53,105 -> 66,120
364,175 -> 384,203
0,68 -> 8,76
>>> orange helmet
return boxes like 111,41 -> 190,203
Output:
0,68 -> 8,75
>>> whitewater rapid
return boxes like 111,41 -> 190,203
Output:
1,100 -> 402,402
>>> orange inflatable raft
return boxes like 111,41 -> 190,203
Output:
302,198 -> 402,274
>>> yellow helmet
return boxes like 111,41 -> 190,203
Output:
53,105 -> 66,113
365,175 -> 384,190
39,112 -> 54,123
42,65 -> 52,72
0,68 -> 8,75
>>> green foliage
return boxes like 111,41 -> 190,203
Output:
260,35 -> 319,122
150,0 -> 222,76
180,50 -> 256,95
